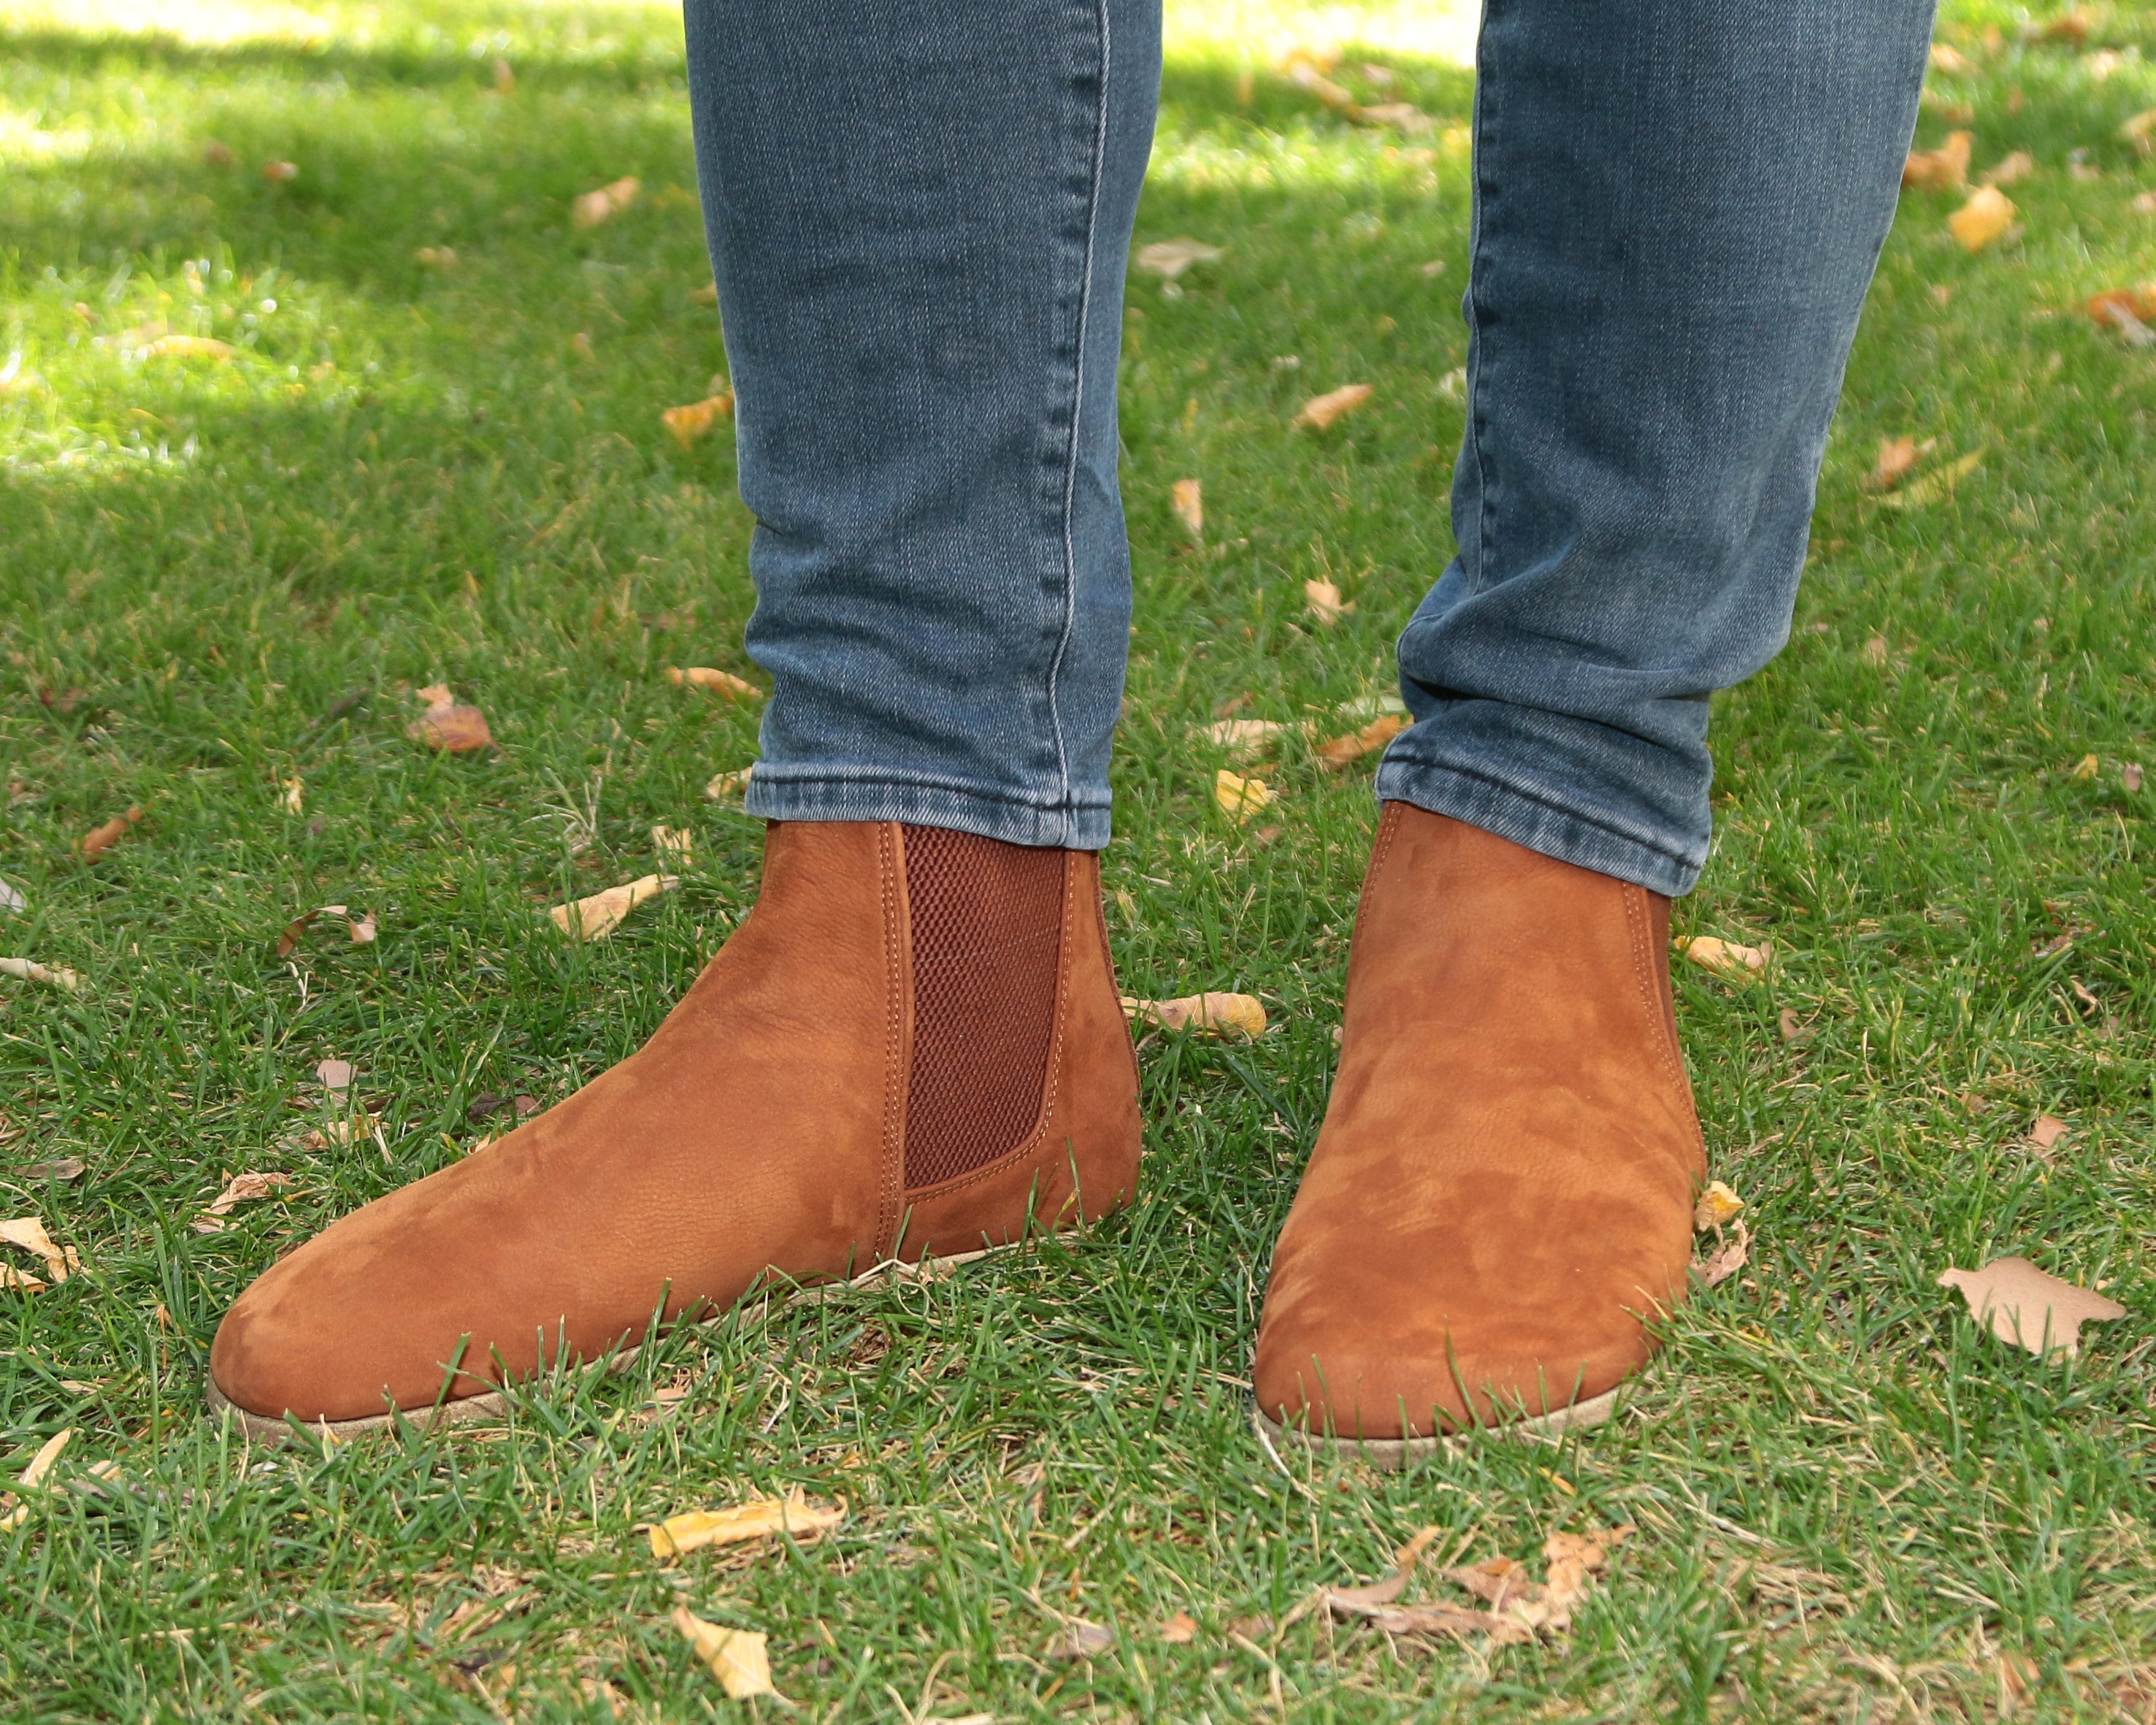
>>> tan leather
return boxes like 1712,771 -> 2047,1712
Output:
1254,803 -> 1706,1438
210,822 -> 1141,1424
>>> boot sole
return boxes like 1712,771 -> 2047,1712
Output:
203,1247 -> 1004,1446
1254,1386 -> 1619,1471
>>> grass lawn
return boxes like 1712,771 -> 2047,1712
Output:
3,0 -> 2155,1717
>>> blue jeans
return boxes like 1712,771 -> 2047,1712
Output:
683,0 -> 1933,891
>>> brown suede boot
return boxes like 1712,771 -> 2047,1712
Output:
1253,803 -> 1705,1464
207,821 -> 1140,1439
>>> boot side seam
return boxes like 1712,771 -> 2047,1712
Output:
876,822 -> 910,1256
1624,884 -> 1686,1093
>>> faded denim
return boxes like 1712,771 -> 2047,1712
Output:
684,0 -> 1932,890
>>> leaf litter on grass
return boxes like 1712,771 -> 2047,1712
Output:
646,1488 -> 845,1558
407,685 -> 494,754
1938,1258 -> 2126,1358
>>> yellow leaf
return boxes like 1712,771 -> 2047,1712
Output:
1294,383 -> 1373,432
666,665 -> 758,699
691,281 -> 718,305
1304,578 -> 1353,626
280,775 -> 304,814
705,766 -> 753,800
139,334 -> 234,362
0,1217 -> 79,1283
570,176 -> 640,229
672,1609 -> 777,1699
1171,478 -> 1203,538
1678,934 -> 1770,982
1213,769 -> 1274,823
651,825 -> 695,867
1693,1180 -> 1745,1231
2071,752 -> 2099,781
2,1426 -> 74,1519
549,874 -> 680,940
413,246 -> 459,269
661,392 -> 734,449
1947,185 -> 2015,251
648,1488 -> 845,1558
1121,992 -> 1267,1039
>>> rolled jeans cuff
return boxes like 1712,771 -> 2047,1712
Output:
743,766 -> 1111,852
1373,756 -> 1704,898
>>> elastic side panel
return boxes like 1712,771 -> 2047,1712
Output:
901,825 -> 1064,1189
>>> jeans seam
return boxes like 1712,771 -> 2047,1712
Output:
1043,0 -> 1113,827
1382,754 -> 1700,873
750,764 -> 1110,811
1462,0 -> 1500,595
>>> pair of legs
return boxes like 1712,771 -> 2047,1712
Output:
207,0 -> 1933,1451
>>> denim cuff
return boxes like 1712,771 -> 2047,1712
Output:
743,768 -> 1111,851
1373,757 -> 1704,898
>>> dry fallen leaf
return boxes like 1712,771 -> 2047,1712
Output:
1679,935 -> 1770,982
651,825 -> 695,868
1861,435 -> 1933,491
1948,185 -> 2016,251
666,665 -> 757,699
275,904 -> 376,960
649,1488 -> 845,1558
279,775 -> 304,815
1304,578 -> 1353,626
1294,383 -> 1373,432
1317,714 -> 1405,768
1873,447 -> 1984,508
1694,1180 -> 1746,1231
1122,992 -> 1267,1039
316,1058 -> 355,1093
1695,1220 -> 1751,1288
0,1427 -> 73,1526
2122,105 -> 2156,150
407,685 -> 494,754
672,1609 -> 776,1699
1938,1257 -> 2125,1358
2071,752 -> 2100,781
1213,769 -> 1275,824
139,334 -> 234,362
705,767 -> 753,800
1,1217 -> 80,1284
661,392 -> 733,448
1134,237 -> 1223,280
0,878 -> 21,916
550,874 -> 680,940
571,175 -> 640,229
1171,478 -> 1204,538
1159,1612 -> 1199,1644
261,159 -> 299,183
0,957 -> 80,990
193,1171 -> 296,1233
20,1159 -> 85,1185
413,245 -> 459,269
1779,1007 -> 1814,1045
1200,718 -> 1286,762
691,280 -> 718,305
1902,129 -> 1972,191
1047,1620 -> 1116,1660
76,805 -> 144,860
1981,150 -> 2034,187
2030,1113 -> 2069,1150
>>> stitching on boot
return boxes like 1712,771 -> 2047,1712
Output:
1623,887 -> 1686,1092
875,823 -> 908,1257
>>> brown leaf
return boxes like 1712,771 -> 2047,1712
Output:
1046,1619 -> 1116,1660
1123,992 -> 1266,1039
571,176 -> 640,229
1695,1220 -> 1751,1288
672,1609 -> 776,1699
275,904 -> 375,960
666,665 -> 757,699
407,687 -> 494,753
1938,1257 -> 2125,1357
648,1488 -> 845,1558
549,874 -> 680,940
1159,1612 -> 1199,1644
316,1059 -> 355,1093
1873,447 -> 1984,508
1357,1602 -> 1533,1643
1902,130 -> 1972,191
1948,185 -> 2016,251
20,1159 -> 85,1185
1317,714 -> 1405,768
2030,1113 -> 2069,1150
1171,478 -> 1204,538
1779,1007 -> 1815,1045
1981,150 -> 2034,187
1213,769 -> 1275,824
261,159 -> 299,183
660,392 -> 733,448
1860,435 -> 1933,492
76,805 -> 144,859
203,140 -> 234,168
651,825 -> 695,868
2124,762 -> 2144,792
1303,578 -> 1354,626
204,1171 -> 296,1217
1294,383 -> 1373,432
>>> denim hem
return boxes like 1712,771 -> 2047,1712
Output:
743,771 -> 1110,850
1373,757 -> 1703,898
